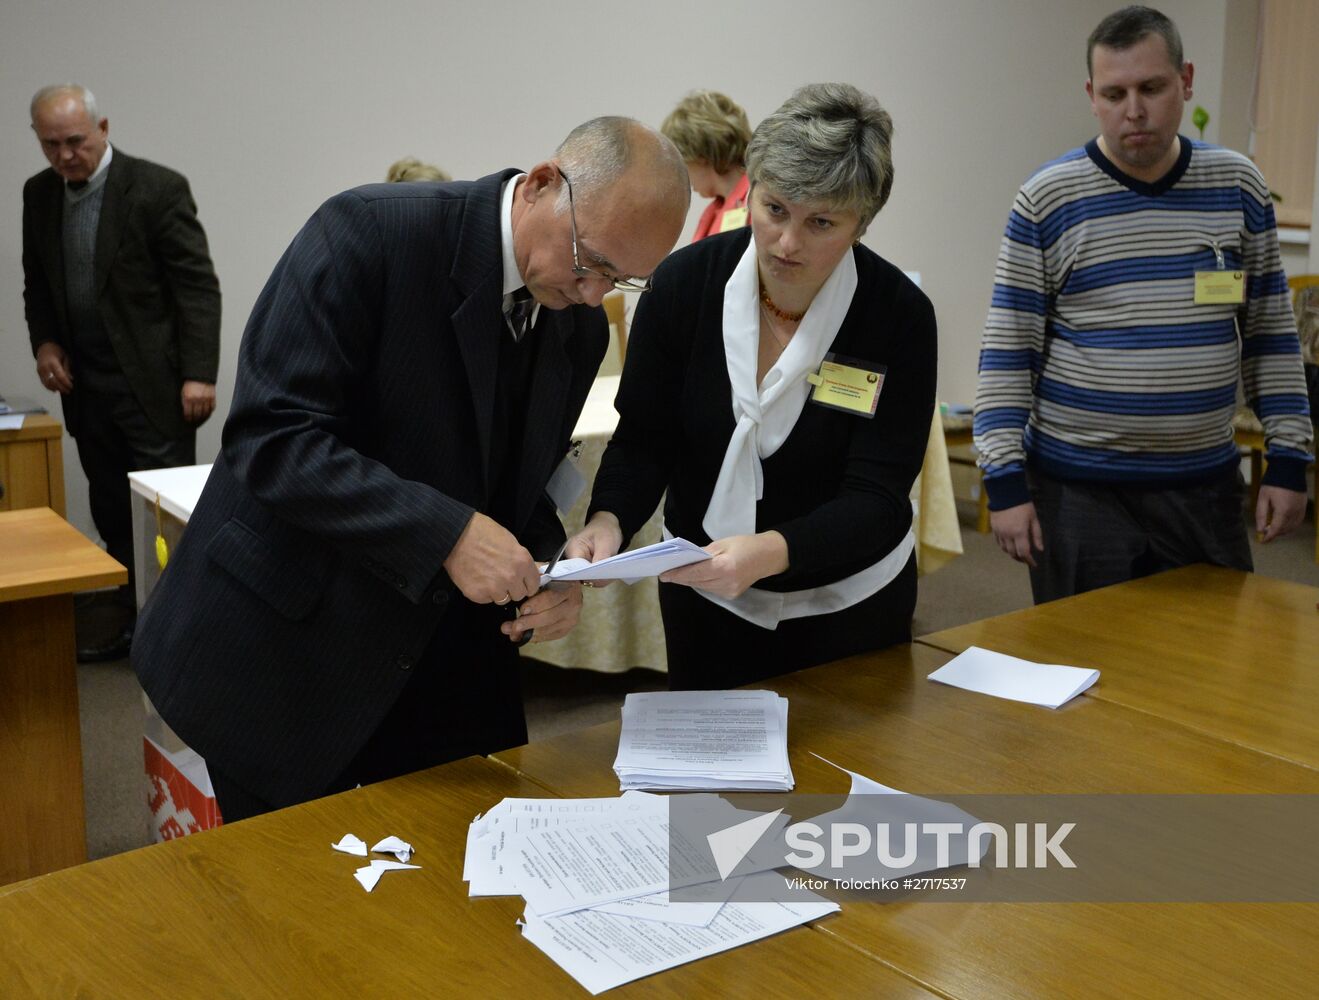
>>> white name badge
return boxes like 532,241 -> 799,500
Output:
545,451 -> 587,515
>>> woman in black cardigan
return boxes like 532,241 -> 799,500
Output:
569,83 -> 937,689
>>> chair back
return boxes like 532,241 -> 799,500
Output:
1289,275 -> 1319,365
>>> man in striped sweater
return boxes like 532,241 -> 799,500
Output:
973,5 -> 1313,603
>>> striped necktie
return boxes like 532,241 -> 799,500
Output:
505,286 -> 534,343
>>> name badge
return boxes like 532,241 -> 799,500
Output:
806,353 -> 886,418
718,206 -> 748,232
1194,270 -> 1245,305
545,446 -> 587,515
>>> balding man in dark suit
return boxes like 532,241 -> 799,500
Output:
133,117 -> 689,820
24,84 -> 221,662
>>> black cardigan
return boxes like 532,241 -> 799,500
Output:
589,227 -> 937,593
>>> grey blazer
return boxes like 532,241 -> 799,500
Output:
132,171 -> 608,805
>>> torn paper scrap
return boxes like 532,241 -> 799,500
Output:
371,835 -> 414,862
353,859 -> 421,893
332,833 -> 368,857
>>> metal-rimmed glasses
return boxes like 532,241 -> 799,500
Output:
558,167 -> 652,293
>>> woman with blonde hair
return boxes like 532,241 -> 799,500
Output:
661,90 -> 752,241
385,157 -> 451,183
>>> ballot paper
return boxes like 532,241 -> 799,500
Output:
928,645 -> 1100,709
613,690 -> 794,791
520,872 -> 839,995
588,877 -> 741,927
464,793 -> 667,897
539,537 -> 710,586
512,799 -> 787,918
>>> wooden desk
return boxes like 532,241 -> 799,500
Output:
494,644 -> 1319,999
0,508 -> 126,884
916,566 -> 1319,770
0,755 -> 934,998
0,412 -> 65,516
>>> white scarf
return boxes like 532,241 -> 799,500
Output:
702,235 -> 858,540
684,235 -> 915,630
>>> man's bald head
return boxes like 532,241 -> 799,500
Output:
554,116 -> 690,219
30,83 -> 108,183
512,117 -> 689,310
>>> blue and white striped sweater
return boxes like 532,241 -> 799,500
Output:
974,138 -> 1312,510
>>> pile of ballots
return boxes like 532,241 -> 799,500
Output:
613,690 -> 794,791
463,793 -> 835,994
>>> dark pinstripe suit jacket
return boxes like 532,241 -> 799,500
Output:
132,171 -> 608,806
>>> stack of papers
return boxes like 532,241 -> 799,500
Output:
613,690 -> 794,791
928,645 -> 1100,708
464,793 -> 835,994
540,537 -> 710,586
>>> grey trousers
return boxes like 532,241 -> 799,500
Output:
1027,469 -> 1252,605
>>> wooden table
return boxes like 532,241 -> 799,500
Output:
0,755 -> 935,999
0,412 -> 65,516
6,569 -> 1316,995
916,565 -> 1319,770
495,642 -> 1319,999
0,507 -> 126,884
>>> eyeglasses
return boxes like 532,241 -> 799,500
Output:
558,168 -> 652,293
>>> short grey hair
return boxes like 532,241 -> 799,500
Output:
1087,6 -> 1183,77
745,83 -> 894,235
31,83 -> 99,122
554,116 -> 688,214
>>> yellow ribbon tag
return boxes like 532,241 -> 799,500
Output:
154,494 -> 169,570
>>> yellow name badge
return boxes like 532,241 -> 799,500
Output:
806,355 -> 886,418
1194,270 -> 1245,305
718,206 -> 748,232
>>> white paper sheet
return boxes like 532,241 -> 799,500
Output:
513,801 -> 783,917
520,872 -> 838,995
799,754 -> 988,878
540,537 -> 710,586
614,690 -> 793,791
464,794 -> 667,895
0,414 -> 25,430
927,645 -> 1099,708
587,876 -> 740,927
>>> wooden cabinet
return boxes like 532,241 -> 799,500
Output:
0,413 -> 65,515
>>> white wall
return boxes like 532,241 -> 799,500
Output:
7,0 -> 1231,542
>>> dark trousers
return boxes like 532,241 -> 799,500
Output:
658,553 -> 917,690
75,382 -> 195,613
1027,469 -> 1253,605
210,600 -> 527,824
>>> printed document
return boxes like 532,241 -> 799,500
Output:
614,689 -> 794,791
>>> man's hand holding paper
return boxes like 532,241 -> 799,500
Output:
549,536 -> 712,585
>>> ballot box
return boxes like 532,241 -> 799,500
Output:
128,465 -> 221,840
